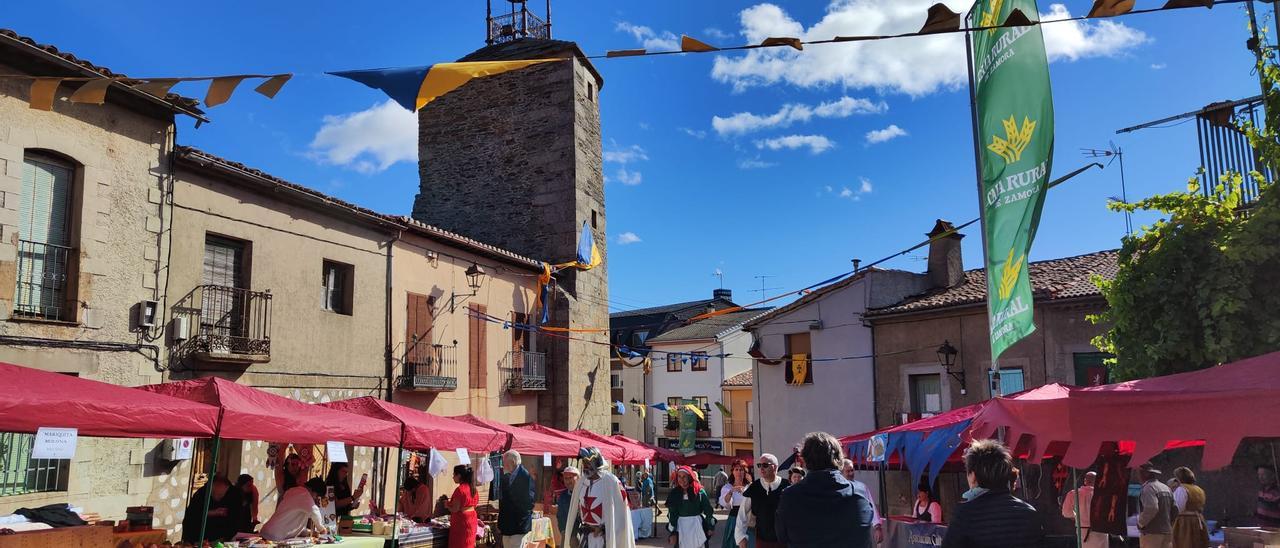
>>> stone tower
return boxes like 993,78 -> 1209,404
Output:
412,3 -> 609,432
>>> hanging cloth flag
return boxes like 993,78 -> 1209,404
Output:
786,354 -> 812,385
69,78 -> 114,105
535,263 -> 554,325
651,402 -> 669,412
761,37 -> 804,50
329,59 -> 561,112
1087,0 -> 1135,17
606,49 -> 647,57
969,0 -> 1054,364
713,401 -> 732,417
919,3 -> 962,33
428,448 -> 448,477
205,76 -> 248,107
27,78 -> 62,111
633,403 -> 646,420
575,222 -> 602,270
615,401 -> 627,415
681,35 -> 719,52
683,404 -> 705,420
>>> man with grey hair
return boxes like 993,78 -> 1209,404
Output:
735,453 -> 788,548
841,458 -> 884,542
498,450 -> 534,548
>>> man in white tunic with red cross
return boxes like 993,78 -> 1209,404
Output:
564,447 -> 635,548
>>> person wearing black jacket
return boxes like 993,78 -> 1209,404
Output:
775,432 -> 874,547
941,439 -> 1044,548
181,475 -> 245,543
497,450 -> 535,548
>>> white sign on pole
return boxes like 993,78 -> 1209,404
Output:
32,427 -> 77,460
644,458 -> 651,470
543,452 -> 552,467
456,448 -> 471,465
326,441 -> 348,463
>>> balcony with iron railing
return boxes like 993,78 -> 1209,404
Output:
503,350 -> 546,392
13,240 -> 74,322
487,10 -> 549,44
723,420 -> 753,439
173,285 -> 272,365
397,344 -> 458,391
664,410 -> 713,438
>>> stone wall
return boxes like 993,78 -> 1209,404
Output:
414,52 -> 609,433
0,64 -> 178,519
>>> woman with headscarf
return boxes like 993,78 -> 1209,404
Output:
665,466 -> 714,548
719,459 -> 753,548
1171,467 -> 1209,548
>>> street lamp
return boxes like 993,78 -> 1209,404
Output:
937,340 -> 966,395
449,263 -> 487,312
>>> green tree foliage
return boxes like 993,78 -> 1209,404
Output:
1090,57 -> 1280,380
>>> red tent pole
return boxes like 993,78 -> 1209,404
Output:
198,408 -> 226,545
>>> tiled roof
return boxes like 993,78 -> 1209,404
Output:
867,250 -> 1118,317
648,309 -> 774,343
0,28 -> 205,120
458,38 -> 603,88
174,146 -> 542,270
723,370 -> 753,387
741,269 -> 879,330
611,298 -> 721,319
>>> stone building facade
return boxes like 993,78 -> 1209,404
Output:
413,39 -> 610,432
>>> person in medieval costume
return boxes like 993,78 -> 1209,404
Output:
564,447 -> 636,548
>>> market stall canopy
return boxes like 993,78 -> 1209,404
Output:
319,397 -> 505,452
572,429 -> 654,464
0,362 -> 220,438
971,351 -> 1280,470
612,434 -> 677,462
516,424 -> 621,461
680,452 -> 751,466
451,414 -> 580,456
139,377 -> 401,446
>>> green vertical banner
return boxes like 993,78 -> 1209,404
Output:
969,0 -> 1054,360
678,399 -> 696,456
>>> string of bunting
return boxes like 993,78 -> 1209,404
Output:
4,73 -> 292,111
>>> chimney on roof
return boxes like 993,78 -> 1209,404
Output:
926,219 -> 965,289
713,288 -> 732,301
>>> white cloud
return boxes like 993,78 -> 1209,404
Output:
1040,4 -> 1149,62
824,185 -> 834,192
712,96 -> 886,136
680,127 -> 708,139
821,177 -> 873,201
616,232 -> 643,245
704,27 -> 733,40
755,134 -> 834,154
604,143 -> 649,164
711,1 -> 1148,96
615,168 -> 643,185
839,187 -> 854,198
309,100 -> 417,173
616,21 -> 680,51
865,124 -> 907,144
859,177 -> 873,193
1150,63 -> 1167,70
739,157 -> 778,169
639,122 -> 651,130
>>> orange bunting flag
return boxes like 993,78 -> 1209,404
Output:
205,76 -> 248,107
606,49 -> 647,58
254,74 -> 292,99
69,78 -> 114,105
761,37 -> 803,51
1001,9 -> 1036,27
919,3 -> 962,34
1161,0 -> 1212,9
1087,0 -> 1135,17
28,78 -> 62,111
134,79 -> 180,98
680,35 -> 719,52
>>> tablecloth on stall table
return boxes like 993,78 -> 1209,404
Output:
331,536 -> 386,548
631,507 -> 654,539
522,516 -> 554,546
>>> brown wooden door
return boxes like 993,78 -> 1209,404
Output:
468,304 -> 487,413
406,293 -> 434,371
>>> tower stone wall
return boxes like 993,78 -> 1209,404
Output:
413,42 -> 609,432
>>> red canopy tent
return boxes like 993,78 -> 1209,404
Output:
0,362 -> 220,438
451,414 -> 580,456
612,434 -> 678,463
518,424 -> 613,459
319,397 -> 505,452
572,429 -> 654,464
971,351 -> 1280,470
679,452 -> 752,466
139,377 -> 402,447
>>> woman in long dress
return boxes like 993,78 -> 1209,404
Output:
1171,467 -> 1209,548
719,460 -> 753,548
666,466 -> 714,548
447,464 -> 478,548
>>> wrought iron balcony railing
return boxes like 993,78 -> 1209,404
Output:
503,350 -> 546,392
487,10 -> 550,44
397,344 -> 458,391
13,240 -> 73,322
723,420 -> 753,438
176,285 -> 272,364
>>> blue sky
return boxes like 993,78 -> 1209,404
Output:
6,0 -> 1269,313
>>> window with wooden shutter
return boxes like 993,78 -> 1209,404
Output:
405,293 -> 434,366
14,154 -> 76,320
469,303 -> 487,389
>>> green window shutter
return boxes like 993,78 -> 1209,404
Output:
19,158 -> 73,247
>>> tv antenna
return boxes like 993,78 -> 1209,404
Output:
1082,141 -> 1132,236
712,268 -> 725,289
752,275 -> 782,300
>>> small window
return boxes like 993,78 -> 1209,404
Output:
909,373 -> 943,415
587,83 -> 595,103
691,351 -> 709,371
610,373 -> 623,389
591,209 -> 599,229
989,368 -> 1025,395
666,353 -> 682,372
321,260 -> 354,315
611,422 -> 620,435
